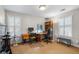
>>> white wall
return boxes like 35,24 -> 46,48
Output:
5,10 -> 45,34
21,14 -> 45,33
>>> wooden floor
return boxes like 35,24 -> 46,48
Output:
11,41 -> 79,54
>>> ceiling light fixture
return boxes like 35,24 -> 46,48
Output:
39,5 -> 47,11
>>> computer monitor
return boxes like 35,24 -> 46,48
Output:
28,27 -> 34,33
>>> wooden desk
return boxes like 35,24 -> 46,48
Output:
36,32 -> 46,35
36,32 -> 46,42
22,32 -> 46,42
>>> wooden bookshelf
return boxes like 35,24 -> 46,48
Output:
45,21 -> 53,31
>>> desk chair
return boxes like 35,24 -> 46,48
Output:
44,29 -> 53,43
22,33 -> 29,43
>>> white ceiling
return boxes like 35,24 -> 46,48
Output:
2,5 -> 79,18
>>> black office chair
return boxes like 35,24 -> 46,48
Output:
44,29 -> 53,43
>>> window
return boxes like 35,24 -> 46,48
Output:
7,15 -> 15,37
65,27 -> 72,36
59,15 -> 72,37
0,14 -> 5,25
7,16 -> 15,26
59,27 -> 64,35
15,16 -> 21,36
64,16 -> 72,36
59,18 -> 65,36
59,18 -> 64,26
8,27 -> 14,36
0,26 -> 5,35
0,13 -> 5,35
37,24 -> 43,33
65,16 -> 72,25
7,15 -> 21,37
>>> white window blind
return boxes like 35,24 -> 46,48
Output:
59,15 -> 72,37
7,15 -> 21,37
